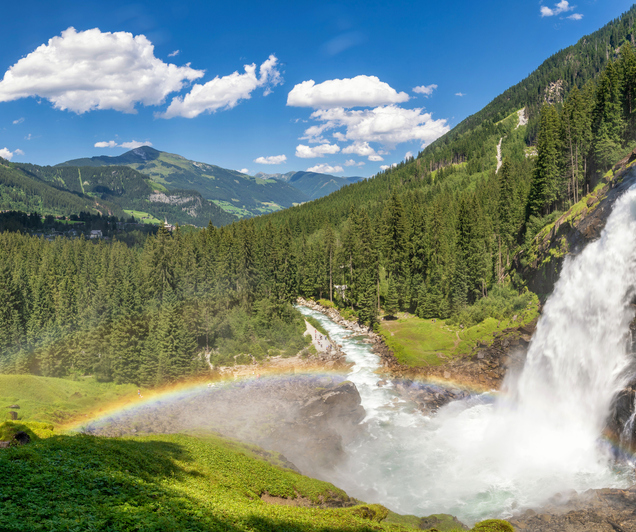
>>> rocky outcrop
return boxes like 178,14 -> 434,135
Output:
508,487 -> 636,531
82,375 -> 366,479
518,165 -> 636,299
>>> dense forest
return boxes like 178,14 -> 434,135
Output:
3,8 -> 636,387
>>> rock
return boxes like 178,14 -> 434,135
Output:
8,411 -> 17,420
13,431 -> 30,446
419,514 -> 469,531
7,405 -> 19,409
0,441 -> 10,449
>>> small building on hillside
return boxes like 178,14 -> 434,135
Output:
89,230 -> 103,239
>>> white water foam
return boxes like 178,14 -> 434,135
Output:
297,186 -> 636,523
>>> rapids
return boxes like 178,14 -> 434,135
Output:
297,186 -> 636,524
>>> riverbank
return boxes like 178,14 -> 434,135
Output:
297,297 -> 537,392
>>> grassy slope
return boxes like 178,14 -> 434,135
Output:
0,386 -> 513,532
0,374 -> 138,425
379,308 -> 538,368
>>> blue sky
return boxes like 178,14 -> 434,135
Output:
0,0 -> 634,176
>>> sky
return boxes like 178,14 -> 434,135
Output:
0,0 -> 634,177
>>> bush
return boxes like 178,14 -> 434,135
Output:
447,285 -> 538,328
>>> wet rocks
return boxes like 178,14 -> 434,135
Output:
508,487 -> 636,531
82,375 -> 367,479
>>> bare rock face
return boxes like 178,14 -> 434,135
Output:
508,488 -> 636,532
82,375 -> 367,478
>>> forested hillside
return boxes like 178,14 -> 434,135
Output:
60,146 -> 310,218
3,7 -> 636,387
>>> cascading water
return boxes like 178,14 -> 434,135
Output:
298,186 -> 636,524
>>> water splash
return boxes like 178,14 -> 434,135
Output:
299,186 -> 636,523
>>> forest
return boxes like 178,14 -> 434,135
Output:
3,9 -> 636,386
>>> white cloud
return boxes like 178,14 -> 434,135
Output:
413,84 -> 437,97
455,92 -> 466,97
0,27 -> 204,114
95,140 -> 118,148
168,50 -> 180,57
344,159 -> 356,166
368,154 -> 384,162
254,154 -> 287,164
161,55 -> 282,119
239,168 -> 249,174
295,143 -> 340,158
405,151 -> 413,160
0,148 -> 14,160
568,13 -> 583,20
287,75 -> 409,109
14,148 -> 24,155
380,163 -> 398,171
540,1 -> 574,17
94,139 -> 152,149
306,163 -> 344,174
12,117 -> 24,124
342,141 -> 377,157
121,140 -> 152,149
25,133 -> 32,140
306,105 -> 450,149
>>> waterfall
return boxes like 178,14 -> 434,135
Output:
298,186 -> 636,524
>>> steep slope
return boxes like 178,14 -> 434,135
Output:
0,157 -> 118,217
60,146 -> 309,218
256,171 -> 366,200
15,162 -> 235,227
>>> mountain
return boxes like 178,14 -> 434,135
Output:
255,171 -> 366,200
59,146 -> 309,218
11,161 -> 236,227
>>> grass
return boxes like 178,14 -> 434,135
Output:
211,200 -> 252,218
0,429 -> 507,531
0,374 -> 138,426
304,315 -> 329,337
123,209 -> 162,225
379,305 -> 538,368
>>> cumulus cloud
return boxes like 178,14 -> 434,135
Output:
14,148 -> 24,155
306,163 -> 343,174
287,75 -> 409,109
0,27 -> 204,114
305,105 -> 450,149
540,1 -> 574,17
368,154 -> 384,162
344,159 -> 360,166
0,147 -> 15,160
568,13 -> 583,20
95,140 -> 118,148
413,84 -> 437,97
254,154 -> 286,164
380,163 -> 398,171
239,168 -> 249,174
161,55 -> 282,118
342,141 -> 377,157
94,140 -> 152,149
168,50 -> 180,57
295,143 -> 340,158
12,117 -> 24,124
405,151 -> 414,160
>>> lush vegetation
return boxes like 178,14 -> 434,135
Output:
0,425 -> 513,532
0,224 -> 309,386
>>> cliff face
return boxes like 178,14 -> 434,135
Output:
517,161 -> 636,300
